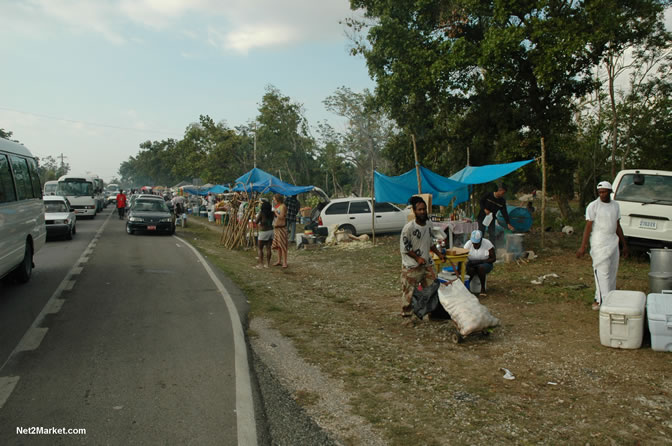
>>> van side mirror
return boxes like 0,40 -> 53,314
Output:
633,173 -> 645,185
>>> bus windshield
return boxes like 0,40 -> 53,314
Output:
44,183 -> 60,195
59,180 -> 93,196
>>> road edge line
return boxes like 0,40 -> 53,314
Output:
173,235 -> 258,446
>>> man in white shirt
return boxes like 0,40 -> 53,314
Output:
400,196 -> 445,317
464,230 -> 496,297
576,181 -> 628,310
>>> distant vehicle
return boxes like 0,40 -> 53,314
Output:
105,183 -> 120,205
126,198 -> 175,235
317,197 -> 411,236
57,174 -> 97,219
90,175 -> 105,211
612,169 -> 672,249
44,195 -> 76,240
0,137 -> 47,283
43,180 -> 61,196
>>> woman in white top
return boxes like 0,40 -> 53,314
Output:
463,230 -> 496,297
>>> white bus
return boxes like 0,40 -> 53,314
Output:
57,174 -> 97,218
0,137 -> 47,283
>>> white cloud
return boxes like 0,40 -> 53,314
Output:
0,0 -> 361,51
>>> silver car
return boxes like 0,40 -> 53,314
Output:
44,195 -> 77,240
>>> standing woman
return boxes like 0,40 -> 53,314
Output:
271,194 -> 288,268
255,200 -> 274,268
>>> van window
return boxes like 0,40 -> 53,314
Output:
325,202 -> 349,215
0,154 -> 17,203
26,158 -> 42,198
615,174 -> 672,205
9,155 -> 36,200
349,201 -> 371,214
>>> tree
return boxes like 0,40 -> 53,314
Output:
255,85 -> 318,185
36,155 -> 70,181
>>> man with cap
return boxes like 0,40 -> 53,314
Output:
399,196 -> 446,317
576,181 -> 629,310
464,230 -> 496,297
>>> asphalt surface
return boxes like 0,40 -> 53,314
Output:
0,207 -> 337,445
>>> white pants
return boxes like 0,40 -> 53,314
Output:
592,245 -> 619,304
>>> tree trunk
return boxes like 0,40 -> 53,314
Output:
607,56 -> 618,179
411,134 -> 422,193
541,136 -> 547,249
555,194 -> 573,222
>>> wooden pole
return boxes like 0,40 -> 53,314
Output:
371,154 -> 376,246
541,136 -> 547,249
411,134 -> 422,193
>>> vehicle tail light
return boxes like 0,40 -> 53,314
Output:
318,216 -> 323,226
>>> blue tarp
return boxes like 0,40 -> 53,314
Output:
449,159 -> 535,184
182,186 -> 209,196
232,167 -> 314,196
207,185 -> 230,194
374,167 -> 469,206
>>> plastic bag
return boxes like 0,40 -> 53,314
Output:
438,280 -> 500,336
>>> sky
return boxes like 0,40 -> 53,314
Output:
0,0 -> 375,182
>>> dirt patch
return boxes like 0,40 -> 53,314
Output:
183,220 -> 671,445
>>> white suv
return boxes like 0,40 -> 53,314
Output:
317,197 -> 411,236
612,169 -> 672,249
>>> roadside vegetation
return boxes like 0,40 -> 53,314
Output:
180,217 -> 670,445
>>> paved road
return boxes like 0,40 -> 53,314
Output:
0,207 -> 258,445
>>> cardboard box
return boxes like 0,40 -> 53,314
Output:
446,247 -> 470,256
300,207 -> 312,218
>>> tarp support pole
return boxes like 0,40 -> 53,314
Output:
411,134 -> 422,194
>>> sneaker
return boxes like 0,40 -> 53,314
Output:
591,302 -> 600,311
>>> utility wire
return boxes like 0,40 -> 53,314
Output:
0,106 -> 182,137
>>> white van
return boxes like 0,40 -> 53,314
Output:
43,180 -> 60,196
0,137 -> 47,283
58,174 -> 97,218
612,169 -> 672,249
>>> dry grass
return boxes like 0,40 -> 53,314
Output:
183,220 -> 672,445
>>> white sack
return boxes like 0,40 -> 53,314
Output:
438,280 -> 500,336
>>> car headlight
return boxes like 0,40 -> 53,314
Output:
160,217 -> 172,222
129,217 -> 144,222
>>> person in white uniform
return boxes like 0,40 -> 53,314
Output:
464,230 -> 496,297
576,181 -> 629,310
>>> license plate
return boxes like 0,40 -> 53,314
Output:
147,225 -> 157,230
639,220 -> 657,230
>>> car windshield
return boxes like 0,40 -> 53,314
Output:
45,201 -> 68,213
615,174 -> 672,205
134,200 -> 168,212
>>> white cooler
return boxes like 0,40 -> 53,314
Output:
599,290 -> 646,349
646,290 -> 672,352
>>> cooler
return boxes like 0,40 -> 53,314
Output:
599,290 -> 646,349
646,290 -> 672,352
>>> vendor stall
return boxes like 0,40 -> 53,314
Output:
432,220 -> 479,248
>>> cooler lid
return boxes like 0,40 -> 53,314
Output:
601,290 -> 646,315
646,292 -> 672,321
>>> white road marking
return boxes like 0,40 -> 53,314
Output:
46,298 -> 65,314
16,328 -> 48,352
71,267 -> 83,275
173,235 -> 258,446
0,376 -> 20,409
63,280 -> 76,291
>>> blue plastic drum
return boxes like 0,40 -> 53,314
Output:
496,205 -> 533,232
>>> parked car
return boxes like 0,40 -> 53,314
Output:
44,195 -> 76,240
612,169 -> 672,249
126,198 -> 175,235
317,197 -> 411,236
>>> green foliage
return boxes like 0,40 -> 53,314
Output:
36,155 -> 70,181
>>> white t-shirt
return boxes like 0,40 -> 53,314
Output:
400,220 -> 434,268
586,199 -> 620,238
464,238 -> 494,262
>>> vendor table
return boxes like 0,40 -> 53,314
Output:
433,253 -> 470,282
433,220 -> 479,248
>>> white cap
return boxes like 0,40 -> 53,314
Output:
596,181 -> 612,190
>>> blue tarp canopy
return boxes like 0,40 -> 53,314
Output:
374,167 -> 469,206
232,167 -> 314,196
207,184 -> 230,194
449,159 -> 535,184
182,186 -> 209,196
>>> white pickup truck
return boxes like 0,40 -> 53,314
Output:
612,169 -> 672,249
